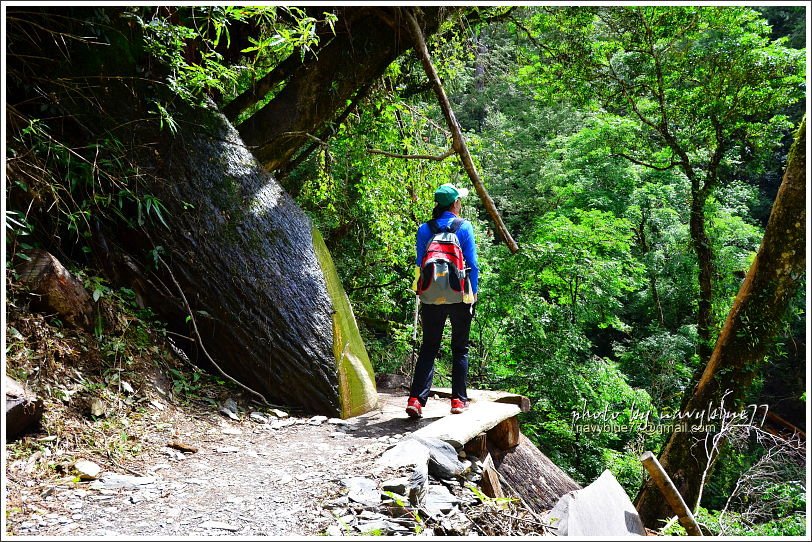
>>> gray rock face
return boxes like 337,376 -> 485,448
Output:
424,484 -> 459,518
547,469 -> 646,536
407,463 -> 429,508
343,477 -> 380,508
219,398 -> 239,420
375,438 -> 430,471
249,412 -> 269,423
411,436 -> 467,479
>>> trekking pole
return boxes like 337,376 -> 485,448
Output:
409,295 -> 420,372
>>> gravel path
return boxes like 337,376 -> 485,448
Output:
5,389 -> 448,537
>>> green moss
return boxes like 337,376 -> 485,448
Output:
213,174 -> 242,211
312,227 -> 378,418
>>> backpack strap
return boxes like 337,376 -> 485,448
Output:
449,218 -> 464,233
427,217 -> 465,234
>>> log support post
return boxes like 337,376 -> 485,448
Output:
481,454 -> 505,499
464,432 -> 488,459
487,415 -> 520,450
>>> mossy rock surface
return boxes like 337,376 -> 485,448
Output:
312,228 -> 378,418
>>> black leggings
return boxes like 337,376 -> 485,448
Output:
409,302 -> 472,406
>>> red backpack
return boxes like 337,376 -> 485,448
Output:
417,218 -> 469,305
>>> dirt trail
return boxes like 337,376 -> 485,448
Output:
5,388 -> 453,536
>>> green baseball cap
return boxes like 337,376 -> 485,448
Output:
434,183 -> 470,207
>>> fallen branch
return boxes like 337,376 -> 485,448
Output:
640,451 -> 702,536
404,7 -> 519,253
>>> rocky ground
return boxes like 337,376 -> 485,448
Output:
4,296 -> 545,537
5,385 -> 543,537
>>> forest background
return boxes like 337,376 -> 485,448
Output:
4,3 -> 808,536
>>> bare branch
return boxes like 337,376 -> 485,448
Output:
612,152 -> 681,171
368,147 -> 455,162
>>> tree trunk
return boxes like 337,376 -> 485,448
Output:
690,187 -> 715,364
490,433 -> 581,513
635,116 -> 806,527
16,249 -> 95,331
237,7 -> 449,172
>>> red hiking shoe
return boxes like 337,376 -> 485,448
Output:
450,398 -> 469,414
406,397 -> 423,419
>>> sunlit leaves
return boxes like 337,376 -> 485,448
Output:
132,6 -> 336,107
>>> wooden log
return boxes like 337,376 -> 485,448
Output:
167,441 -> 198,454
430,387 -> 531,412
639,451 -> 702,536
480,454 -> 504,499
5,376 -> 44,440
487,415 -> 520,450
464,432 -> 487,460
16,249 -> 94,330
411,401 -> 521,449
490,434 -> 581,513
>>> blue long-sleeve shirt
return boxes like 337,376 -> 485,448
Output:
416,211 -> 479,293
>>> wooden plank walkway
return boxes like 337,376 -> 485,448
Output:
411,401 -> 521,449
366,382 -> 581,516
367,385 -> 529,449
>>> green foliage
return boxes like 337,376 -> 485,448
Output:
519,210 -> 644,330
9,5 -> 804,526
128,6 -> 338,109
285,6 -> 804,504
662,505 -> 807,536
167,367 -> 203,400
614,328 -> 697,411
6,118 -> 170,259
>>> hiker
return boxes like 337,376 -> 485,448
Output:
406,183 -> 479,418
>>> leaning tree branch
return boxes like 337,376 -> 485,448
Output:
368,147 -> 455,162
404,7 -> 519,253
222,52 -> 306,122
